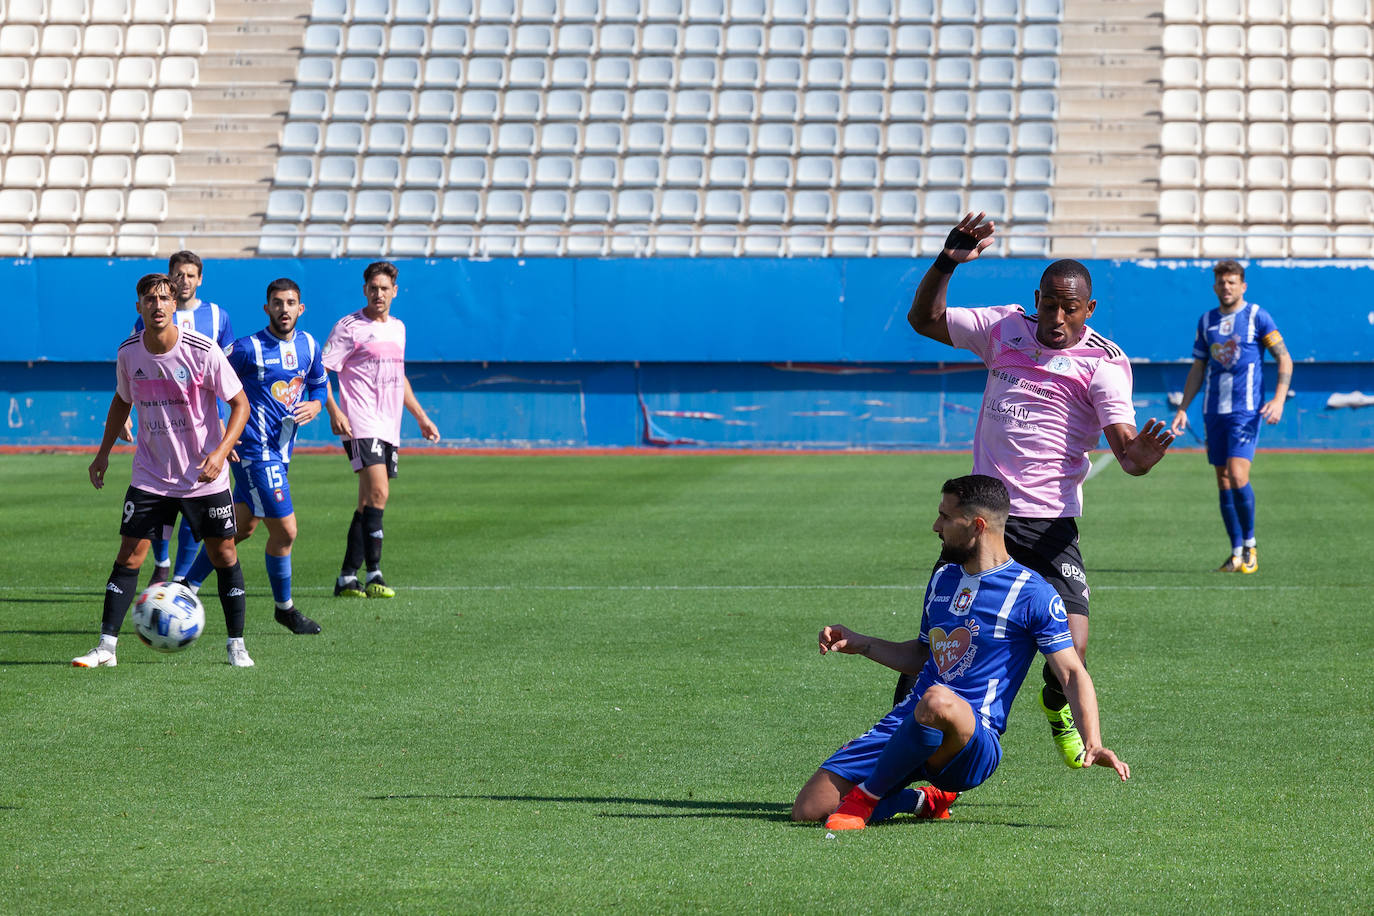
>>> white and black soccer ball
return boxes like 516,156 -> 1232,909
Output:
132,582 -> 205,653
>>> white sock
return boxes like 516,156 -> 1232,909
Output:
227,637 -> 245,649
366,569 -> 384,582
275,601 -> 293,611
1243,538 -> 1256,548
99,634 -> 117,650
1232,547 -> 1243,557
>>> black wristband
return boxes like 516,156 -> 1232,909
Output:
933,253 -> 958,274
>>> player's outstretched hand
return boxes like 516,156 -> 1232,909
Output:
942,212 -> 997,265
1125,418 -> 1175,471
1168,409 -> 1189,437
88,454 -> 109,489
818,624 -> 866,656
1260,397 -> 1284,425
420,417 -> 440,442
329,412 -> 352,438
1081,745 -> 1131,781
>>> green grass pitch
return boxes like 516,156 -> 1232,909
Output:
1,450 -> 1370,913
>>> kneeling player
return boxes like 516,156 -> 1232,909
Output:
791,476 -> 1130,829
183,278 -> 326,635
74,273 -> 254,668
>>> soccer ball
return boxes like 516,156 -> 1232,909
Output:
133,582 -> 205,653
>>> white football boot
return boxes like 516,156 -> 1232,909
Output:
72,640 -> 117,668
226,638 -> 255,668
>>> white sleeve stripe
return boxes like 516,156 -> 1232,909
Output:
993,569 -> 1031,639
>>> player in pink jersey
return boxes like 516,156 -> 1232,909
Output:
323,261 -> 440,599
900,213 -> 1175,767
73,273 -> 257,669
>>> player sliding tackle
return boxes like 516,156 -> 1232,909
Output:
893,213 -> 1174,772
792,476 -> 1129,830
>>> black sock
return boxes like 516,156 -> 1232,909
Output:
216,561 -> 247,639
362,506 -> 384,572
342,510 -> 365,578
100,564 -> 140,637
1042,662 -> 1068,710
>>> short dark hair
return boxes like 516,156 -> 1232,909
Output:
941,475 -> 1010,522
265,277 -> 300,302
136,273 -> 172,299
168,250 -> 202,274
1040,259 -> 1092,297
1213,259 -> 1245,281
363,261 -> 397,284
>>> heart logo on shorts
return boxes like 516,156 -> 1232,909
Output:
929,626 -> 974,678
270,376 -> 305,407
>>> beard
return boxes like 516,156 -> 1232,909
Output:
939,541 -> 975,566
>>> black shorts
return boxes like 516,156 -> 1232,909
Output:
119,486 -> 237,543
1003,515 -> 1089,617
343,437 -> 399,478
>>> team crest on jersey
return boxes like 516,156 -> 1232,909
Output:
1045,355 -> 1073,374
1218,314 -> 1236,336
271,376 -> 305,407
173,366 -> 190,383
282,347 -> 298,370
954,587 -> 974,612
931,618 -> 980,680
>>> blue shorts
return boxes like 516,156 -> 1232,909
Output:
821,690 -> 1003,794
231,460 -> 295,519
1204,411 -> 1262,465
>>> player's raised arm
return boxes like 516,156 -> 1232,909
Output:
89,394 -> 133,489
1044,646 -> 1130,781
1103,419 -> 1175,477
908,213 -> 997,346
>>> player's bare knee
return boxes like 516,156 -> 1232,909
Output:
915,684 -> 962,725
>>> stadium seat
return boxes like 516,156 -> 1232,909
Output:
1203,57 -> 1244,88
159,57 -> 198,87
1160,155 -> 1201,187
31,58 -> 74,90
301,223 -> 343,257
73,223 -> 118,256
338,57 -> 380,88
1244,0 -> 1285,22
1205,25 -> 1245,55
304,25 -> 345,54
796,157 -> 836,187
1202,156 -> 1244,187
1291,156 -> 1332,187
1159,189 -> 1200,222
1246,156 -> 1287,188
90,154 -> 133,186
440,189 -> 482,221
1290,57 -> 1331,89
1247,25 -> 1286,55
5,156 -> 45,188
1292,122 -> 1333,153
670,123 -> 709,154
324,122 -> 365,154
1334,189 -> 1374,222
126,188 -> 167,221
56,122 -> 98,154
579,156 -> 618,186
345,225 -> 388,257
47,156 -> 90,188
938,25 -> 975,55
12,123 -> 54,155
621,156 -> 660,186
355,189 -> 395,222
745,190 -> 786,224
572,189 -> 613,221
1290,190 -> 1332,222
151,89 -> 192,120
404,156 -> 445,187
1333,58 -> 1374,89
1162,25 -> 1203,56
839,156 -> 879,187
1161,89 -> 1202,121
369,122 -> 408,154
1334,225 -> 1374,257
134,155 -> 174,187
266,189 -> 308,222
979,57 -> 1017,87
317,156 -> 359,187
1201,189 -> 1243,222
1246,121 -> 1287,154
38,188 -> 82,222
752,157 -> 792,187
709,156 -> 748,187
1335,155 -> 1374,188
666,156 -> 705,186
1290,226 -> 1332,258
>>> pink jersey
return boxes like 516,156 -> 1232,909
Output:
322,309 -> 407,445
946,305 -> 1137,518
116,328 -> 243,498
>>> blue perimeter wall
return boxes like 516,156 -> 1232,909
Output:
3,256 -> 1372,448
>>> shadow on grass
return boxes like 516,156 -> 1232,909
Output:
368,794 -> 1061,829
370,793 -> 794,822
0,629 -> 94,636
0,596 -> 97,604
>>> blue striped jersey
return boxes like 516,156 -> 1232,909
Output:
913,558 -> 1073,735
226,329 -> 328,465
1191,303 -> 1283,416
134,299 -> 234,353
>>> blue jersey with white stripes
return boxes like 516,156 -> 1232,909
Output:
135,299 -> 234,352
1192,303 -> 1282,417
226,328 -> 328,465
913,559 -> 1073,736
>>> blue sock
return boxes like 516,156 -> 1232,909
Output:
172,518 -> 201,579
184,546 -> 215,590
151,538 -> 170,566
870,788 -> 921,824
1218,488 -> 1242,550
1234,484 -> 1256,543
265,552 -> 292,606
862,716 -> 946,799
